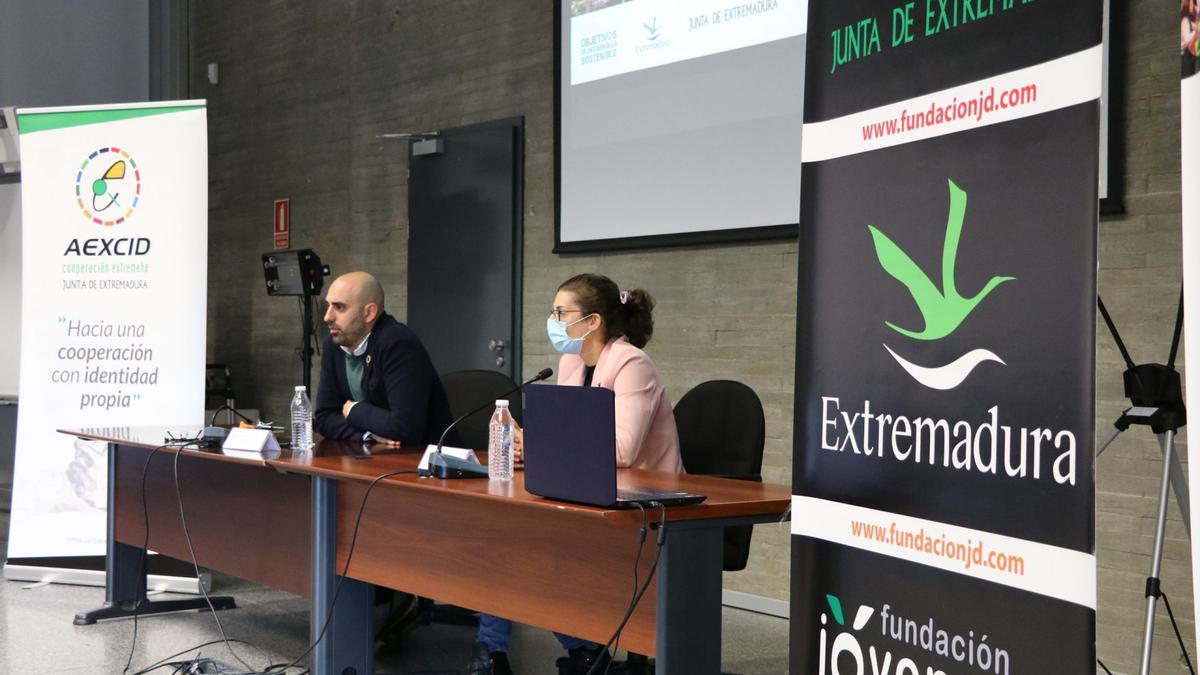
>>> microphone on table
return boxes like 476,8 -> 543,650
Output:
426,367 -> 553,479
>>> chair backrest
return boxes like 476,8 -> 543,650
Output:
673,379 -> 765,571
440,369 -> 522,451
205,363 -> 233,410
673,380 -> 765,480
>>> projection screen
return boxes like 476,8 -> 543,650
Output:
556,0 -> 808,251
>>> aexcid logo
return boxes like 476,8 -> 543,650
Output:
818,594 -> 1011,675
75,147 -> 141,226
65,146 -> 150,257
869,179 -> 1012,390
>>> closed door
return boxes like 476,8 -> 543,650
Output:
407,118 -> 523,380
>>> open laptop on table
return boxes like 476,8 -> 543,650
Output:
523,384 -> 706,509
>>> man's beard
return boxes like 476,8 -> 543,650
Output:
329,320 -> 364,347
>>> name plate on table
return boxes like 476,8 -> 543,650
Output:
418,445 -> 479,472
223,427 -> 282,457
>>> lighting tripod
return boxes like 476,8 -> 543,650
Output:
1095,290 -> 1192,675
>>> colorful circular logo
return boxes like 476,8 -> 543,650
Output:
75,147 -> 140,226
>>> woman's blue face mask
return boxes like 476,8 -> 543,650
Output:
546,313 -> 596,355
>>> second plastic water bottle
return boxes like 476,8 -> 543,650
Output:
290,385 -> 313,453
488,399 -> 513,481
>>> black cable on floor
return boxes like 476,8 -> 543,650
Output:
134,639 -> 271,675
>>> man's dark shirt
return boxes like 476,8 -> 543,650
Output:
314,312 -> 451,443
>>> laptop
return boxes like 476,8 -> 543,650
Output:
523,384 -> 706,509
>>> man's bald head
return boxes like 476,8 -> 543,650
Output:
324,272 -> 386,347
334,271 -> 385,312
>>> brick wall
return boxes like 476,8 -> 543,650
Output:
1095,1 -> 1193,672
193,1 -> 1192,669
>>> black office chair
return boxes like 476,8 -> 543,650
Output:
440,369 -> 523,449
205,363 -> 253,426
204,363 -> 234,411
674,379 -> 765,571
624,380 -> 767,675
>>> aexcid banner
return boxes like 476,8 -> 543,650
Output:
6,101 -> 207,561
792,2 -> 1100,673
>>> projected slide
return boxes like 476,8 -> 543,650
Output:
570,0 -> 807,85
559,0 -> 808,249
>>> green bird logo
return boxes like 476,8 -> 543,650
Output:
868,179 -> 1013,390
868,179 -> 1014,341
644,17 -> 660,41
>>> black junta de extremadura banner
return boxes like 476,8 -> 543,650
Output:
792,1 -> 1100,673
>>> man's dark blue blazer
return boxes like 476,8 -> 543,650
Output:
314,312 -> 451,443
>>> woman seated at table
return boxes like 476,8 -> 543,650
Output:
468,272 -> 683,675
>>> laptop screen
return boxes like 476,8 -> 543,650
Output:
522,384 -> 617,507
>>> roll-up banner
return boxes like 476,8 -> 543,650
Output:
792,3 -> 1100,674
1184,7 -> 1200,654
4,101 -> 207,566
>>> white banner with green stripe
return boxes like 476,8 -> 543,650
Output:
6,101 -> 207,561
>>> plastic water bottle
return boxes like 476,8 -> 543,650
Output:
488,400 -> 514,481
290,385 -> 313,452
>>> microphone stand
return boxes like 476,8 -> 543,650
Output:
425,369 -> 552,479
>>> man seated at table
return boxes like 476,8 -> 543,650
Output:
314,271 -> 452,650
315,270 -> 451,445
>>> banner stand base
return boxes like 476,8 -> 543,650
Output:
5,561 -> 235,625
3,563 -> 211,595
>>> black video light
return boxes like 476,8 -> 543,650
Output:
262,249 -> 330,297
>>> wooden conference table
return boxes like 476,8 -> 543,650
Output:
61,426 -> 791,675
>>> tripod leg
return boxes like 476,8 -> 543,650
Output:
1163,435 -> 1191,538
1096,424 -> 1123,458
1139,430 -> 1177,675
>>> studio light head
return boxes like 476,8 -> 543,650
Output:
262,249 -> 330,297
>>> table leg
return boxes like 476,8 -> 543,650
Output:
75,443 -> 235,625
311,475 -> 374,675
655,524 -> 723,675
